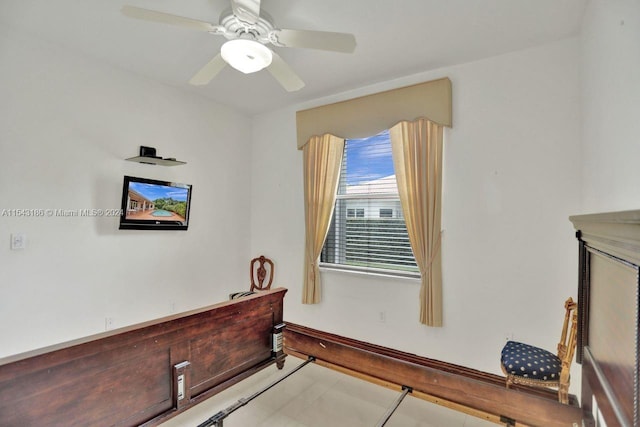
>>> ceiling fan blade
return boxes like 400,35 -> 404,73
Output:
267,51 -> 305,92
271,29 -> 356,53
121,5 -> 219,32
230,0 -> 261,24
189,54 -> 227,86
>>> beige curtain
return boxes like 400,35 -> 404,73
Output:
302,134 -> 345,304
390,118 -> 444,326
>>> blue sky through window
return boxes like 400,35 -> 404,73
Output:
345,129 -> 394,185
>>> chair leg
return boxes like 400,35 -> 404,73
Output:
505,375 -> 513,389
558,384 -> 569,404
558,365 -> 571,404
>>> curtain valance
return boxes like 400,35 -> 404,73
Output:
296,77 -> 451,149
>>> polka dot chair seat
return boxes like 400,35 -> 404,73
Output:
500,341 -> 561,381
498,297 -> 578,404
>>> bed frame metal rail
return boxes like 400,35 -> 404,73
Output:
376,385 -> 413,427
197,356 -> 316,427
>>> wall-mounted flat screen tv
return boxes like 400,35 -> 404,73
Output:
119,175 -> 192,230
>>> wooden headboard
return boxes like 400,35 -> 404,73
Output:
0,287 -> 287,427
570,211 -> 639,427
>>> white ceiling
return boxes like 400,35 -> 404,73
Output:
0,0 -> 587,116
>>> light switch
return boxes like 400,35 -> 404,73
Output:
10,233 -> 26,250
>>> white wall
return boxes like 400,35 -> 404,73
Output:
581,0 -> 640,212
0,6 -> 610,399
0,29 -> 252,358
251,38 -> 582,380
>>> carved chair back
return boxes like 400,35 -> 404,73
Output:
250,255 -> 274,292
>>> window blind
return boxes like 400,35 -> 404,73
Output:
321,130 -> 418,276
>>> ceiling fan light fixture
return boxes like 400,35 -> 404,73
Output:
221,39 -> 272,74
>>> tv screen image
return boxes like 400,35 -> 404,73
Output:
119,176 -> 192,230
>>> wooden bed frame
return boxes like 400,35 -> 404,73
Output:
284,323 -> 581,427
571,211 -> 640,427
0,287 -> 287,427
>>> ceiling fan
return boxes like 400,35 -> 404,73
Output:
121,0 -> 357,91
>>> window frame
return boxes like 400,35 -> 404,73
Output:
319,135 -> 420,279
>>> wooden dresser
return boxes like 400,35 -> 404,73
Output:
570,211 -> 640,427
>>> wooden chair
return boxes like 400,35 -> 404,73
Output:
499,297 -> 578,404
249,255 -> 274,291
230,255 -> 274,299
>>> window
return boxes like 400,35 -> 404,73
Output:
379,208 -> 393,218
320,130 -> 418,276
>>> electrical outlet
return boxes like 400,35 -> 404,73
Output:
10,233 -> 26,250
105,317 -> 114,331
378,311 -> 386,323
